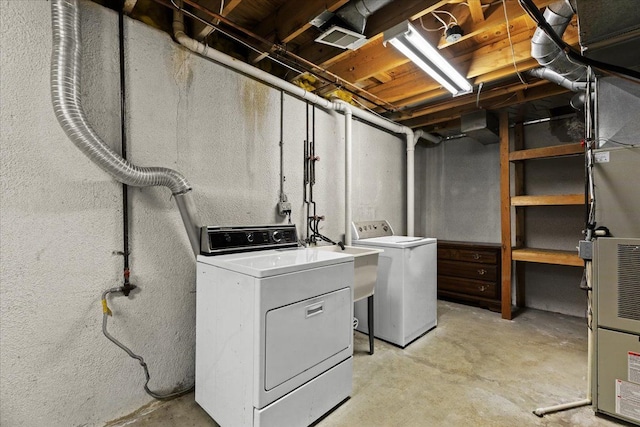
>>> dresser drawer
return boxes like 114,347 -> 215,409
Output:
437,247 -> 456,260
437,241 -> 501,311
438,260 -> 497,281
456,248 -> 498,264
437,247 -> 498,264
438,275 -> 498,299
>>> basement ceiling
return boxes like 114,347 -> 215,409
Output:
100,0 -> 584,131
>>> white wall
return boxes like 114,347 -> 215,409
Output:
416,137 -> 501,242
415,120 -> 586,318
0,2 -> 405,426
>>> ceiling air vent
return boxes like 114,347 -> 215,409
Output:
315,25 -> 367,50
310,1 -> 396,51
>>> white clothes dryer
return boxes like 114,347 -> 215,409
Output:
196,225 -> 354,427
351,220 -> 437,347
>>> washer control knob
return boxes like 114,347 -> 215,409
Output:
272,231 -> 282,242
383,226 -> 388,232
246,232 -> 254,243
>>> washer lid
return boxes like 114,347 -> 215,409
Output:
197,248 -> 354,278
352,236 -> 437,249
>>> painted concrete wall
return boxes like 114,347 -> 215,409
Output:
0,2 -> 405,426
416,137 -> 501,243
415,119 -> 586,317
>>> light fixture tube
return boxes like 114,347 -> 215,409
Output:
385,22 -> 472,96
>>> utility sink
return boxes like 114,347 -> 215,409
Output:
311,245 -> 382,301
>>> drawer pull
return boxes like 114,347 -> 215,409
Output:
477,269 -> 487,276
305,302 -> 324,318
478,285 -> 487,292
472,253 -> 481,260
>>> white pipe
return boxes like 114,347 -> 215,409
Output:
406,128 -> 416,236
173,12 -> 417,237
420,131 -> 443,145
533,399 -> 591,417
344,107 -> 353,245
533,261 -> 593,417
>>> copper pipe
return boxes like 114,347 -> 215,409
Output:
160,0 -> 399,111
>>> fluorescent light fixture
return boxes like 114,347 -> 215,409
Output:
384,21 -> 473,96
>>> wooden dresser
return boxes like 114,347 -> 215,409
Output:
437,241 -> 502,312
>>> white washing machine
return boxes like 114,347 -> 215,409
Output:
196,225 -> 354,427
351,220 -> 437,347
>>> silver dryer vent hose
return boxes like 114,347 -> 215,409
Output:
51,0 -> 200,255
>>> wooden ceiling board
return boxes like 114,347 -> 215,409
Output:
364,0 -> 452,38
368,70 -> 441,102
391,87 -> 450,110
326,37 -> 410,83
127,0 -> 583,128
225,0 -> 285,27
399,79 -> 549,121
252,0 -> 350,44
468,0 -> 485,23
437,0 -> 551,49
400,83 -> 569,128
474,58 -> 541,84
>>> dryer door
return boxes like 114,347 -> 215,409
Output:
264,287 -> 351,390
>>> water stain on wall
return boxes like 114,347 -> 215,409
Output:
170,49 -> 194,158
240,79 -> 271,181
170,48 -> 194,88
241,78 -> 269,127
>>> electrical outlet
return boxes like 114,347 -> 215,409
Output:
278,201 -> 291,216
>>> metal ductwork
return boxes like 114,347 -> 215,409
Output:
336,0 -> 393,34
460,110 -> 499,145
530,0 -> 587,93
574,0 -> 640,72
312,0 -> 393,49
50,0 -> 200,255
526,68 -> 586,92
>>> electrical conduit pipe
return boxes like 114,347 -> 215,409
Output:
172,12 -> 417,238
51,0 -> 201,255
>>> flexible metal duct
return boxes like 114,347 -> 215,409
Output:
51,0 -> 200,255
530,0 -> 586,83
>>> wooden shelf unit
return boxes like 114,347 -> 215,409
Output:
511,194 -> 584,206
508,143 -> 583,161
499,112 -> 585,320
511,248 -> 583,267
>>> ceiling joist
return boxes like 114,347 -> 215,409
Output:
141,0 -> 577,128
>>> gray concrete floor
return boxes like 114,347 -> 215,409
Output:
112,301 -> 626,427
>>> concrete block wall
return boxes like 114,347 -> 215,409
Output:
0,2 -> 405,425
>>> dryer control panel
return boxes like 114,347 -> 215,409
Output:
201,224 -> 298,255
351,220 -> 394,240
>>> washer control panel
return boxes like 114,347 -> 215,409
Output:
200,224 -> 298,255
351,220 -> 394,240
